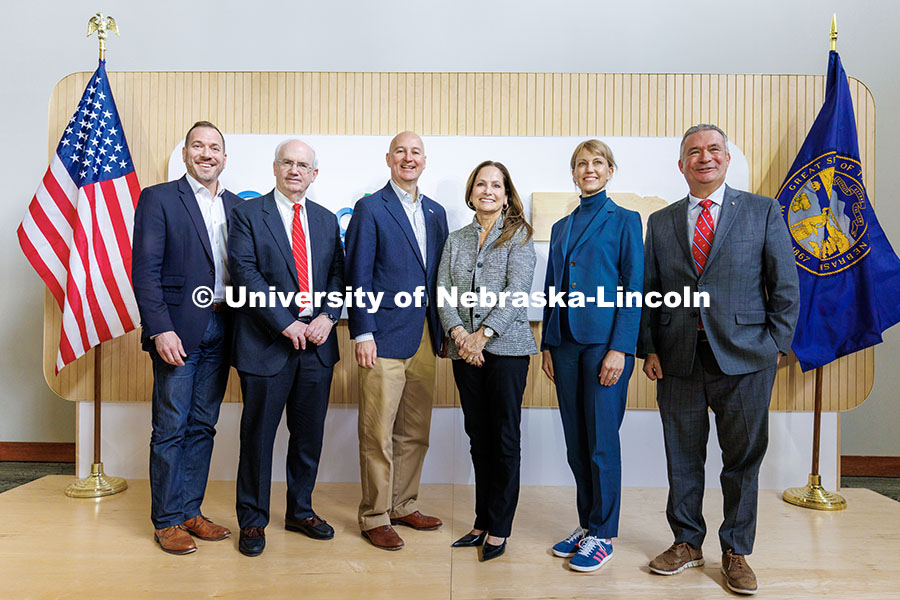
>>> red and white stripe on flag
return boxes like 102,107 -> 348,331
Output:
17,61 -> 141,373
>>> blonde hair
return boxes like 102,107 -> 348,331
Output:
570,139 -> 617,171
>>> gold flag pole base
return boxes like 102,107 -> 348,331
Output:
65,462 -> 128,498
783,473 -> 846,510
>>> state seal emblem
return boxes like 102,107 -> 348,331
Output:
778,151 -> 869,275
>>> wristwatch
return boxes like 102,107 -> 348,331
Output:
483,326 -> 495,338
324,313 -> 339,324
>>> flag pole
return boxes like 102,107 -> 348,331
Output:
783,14 -> 847,511
65,12 -> 127,499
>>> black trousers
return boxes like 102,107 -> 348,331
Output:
452,352 -> 530,538
236,347 -> 333,528
657,339 -> 777,555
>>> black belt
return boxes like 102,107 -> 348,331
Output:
697,329 -> 709,343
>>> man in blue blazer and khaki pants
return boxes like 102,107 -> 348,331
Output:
345,131 -> 449,550
639,124 -> 800,595
133,121 -> 241,555
227,139 -> 345,557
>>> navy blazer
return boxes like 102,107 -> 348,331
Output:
344,181 -> 449,359
541,195 -> 644,354
227,191 -> 345,377
132,175 -> 241,355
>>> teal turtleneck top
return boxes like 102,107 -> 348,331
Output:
566,189 -> 609,255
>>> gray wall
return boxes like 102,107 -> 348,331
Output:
1,0 -> 897,454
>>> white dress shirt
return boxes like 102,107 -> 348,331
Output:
687,183 -> 726,246
273,188 -> 315,318
185,173 -> 229,301
390,179 -> 427,265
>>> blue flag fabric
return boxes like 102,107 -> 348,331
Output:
776,51 -> 900,371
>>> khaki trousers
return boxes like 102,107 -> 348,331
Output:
357,324 -> 436,530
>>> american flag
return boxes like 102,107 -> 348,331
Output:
17,60 -> 141,373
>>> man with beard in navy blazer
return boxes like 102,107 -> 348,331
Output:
133,121 -> 241,555
228,139 -> 344,557
345,131 -> 449,550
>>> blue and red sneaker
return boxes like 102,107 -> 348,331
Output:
568,536 -> 613,572
552,527 -> 586,558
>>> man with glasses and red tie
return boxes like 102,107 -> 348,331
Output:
228,139 -> 345,557
638,124 -> 799,595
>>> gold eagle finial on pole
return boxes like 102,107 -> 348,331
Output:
86,13 -> 119,61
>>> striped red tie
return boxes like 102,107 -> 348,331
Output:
292,203 -> 310,308
692,199 -> 715,330
692,199 -> 715,274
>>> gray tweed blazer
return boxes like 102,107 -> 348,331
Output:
437,213 -> 538,359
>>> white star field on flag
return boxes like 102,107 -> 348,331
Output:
57,70 -> 133,186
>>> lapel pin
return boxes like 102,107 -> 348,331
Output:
731,201 -> 735,205
428,208 -> 434,213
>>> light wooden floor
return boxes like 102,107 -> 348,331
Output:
1,477 -> 898,599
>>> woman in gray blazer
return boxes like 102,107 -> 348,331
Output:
437,160 -> 537,562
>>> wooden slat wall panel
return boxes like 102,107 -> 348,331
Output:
42,72 -> 876,412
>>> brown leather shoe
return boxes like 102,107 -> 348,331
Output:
154,525 -> 197,555
390,511 -> 443,531
361,525 -> 405,550
183,515 -> 231,541
721,550 -> 758,595
648,542 -> 704,575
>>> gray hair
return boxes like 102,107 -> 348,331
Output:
679,124 -> 729,160
274,138 -> 319,169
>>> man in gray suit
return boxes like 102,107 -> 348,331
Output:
638,124 -> 799,595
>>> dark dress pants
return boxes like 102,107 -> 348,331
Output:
236,345 -> 333,528
452,352 -> 530,538
657,338 -> 777,555
149,311 -> 230,529
549,336 -> 633,539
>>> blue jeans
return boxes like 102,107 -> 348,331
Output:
149,312 -> 230,529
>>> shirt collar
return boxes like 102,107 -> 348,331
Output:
390,179 -> 423,206
185,172 -> 223,199
689,184 -> 726,208
274,187 -> 306,211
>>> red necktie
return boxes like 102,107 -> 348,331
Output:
692,199 -> 715,274
692,199 -> 715,329
292,203 -> 310,308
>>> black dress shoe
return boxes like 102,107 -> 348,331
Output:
239,526 -> 266,557
481,539 -> 507,562
285,515 -> 335,540
451,531 -> 487,547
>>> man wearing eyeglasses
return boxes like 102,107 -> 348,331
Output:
228,139 -> 345,557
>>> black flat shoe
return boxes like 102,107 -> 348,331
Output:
480,539 -> 507,561
451,531 -> 487,547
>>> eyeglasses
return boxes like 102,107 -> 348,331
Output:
277,159 -> 314,173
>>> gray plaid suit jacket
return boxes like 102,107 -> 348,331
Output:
637,185 -> 800,376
